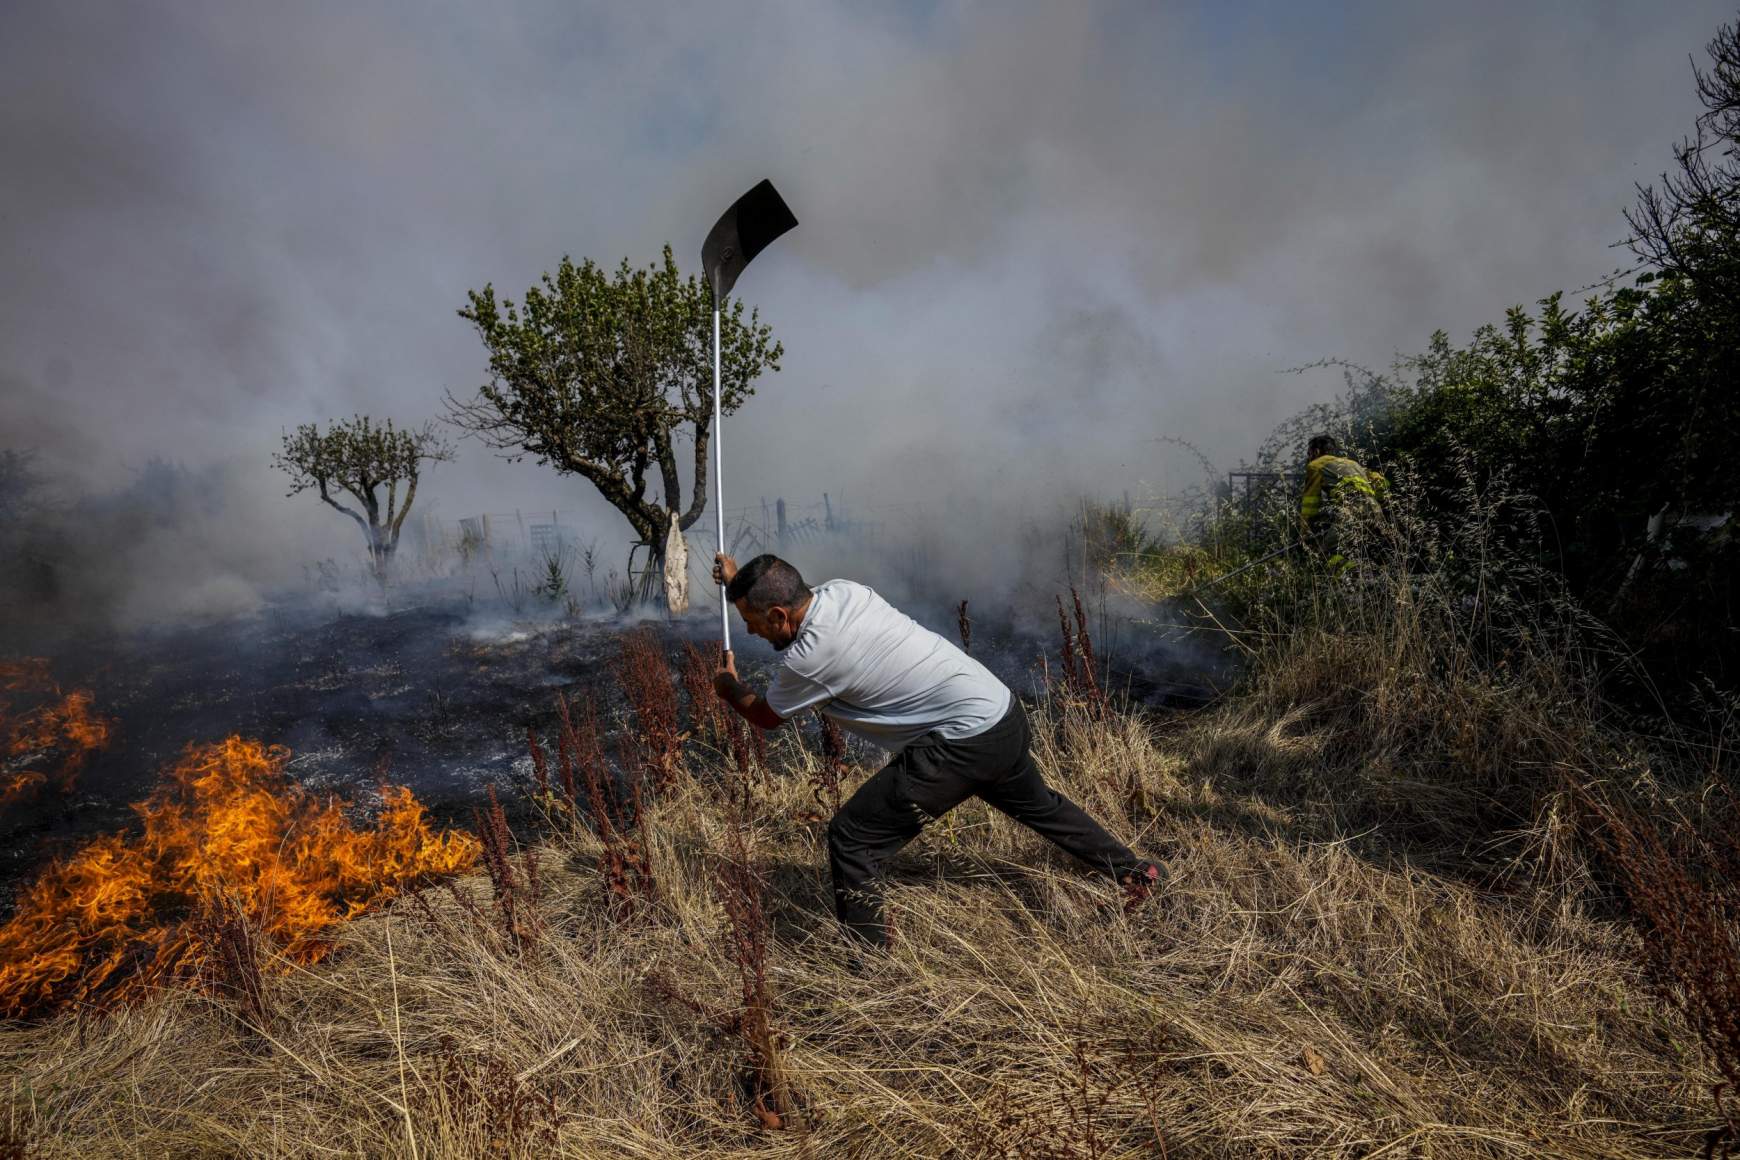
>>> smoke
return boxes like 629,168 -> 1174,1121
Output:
0,456 -> 320,647
0,0 -> 1732,636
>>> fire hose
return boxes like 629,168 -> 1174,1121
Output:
1173,540 -> 1301,602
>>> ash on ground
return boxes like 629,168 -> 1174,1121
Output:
0,588 -> 1231,901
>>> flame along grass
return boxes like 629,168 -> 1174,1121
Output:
0,735 -> 477,1017
0,658 -> 114,809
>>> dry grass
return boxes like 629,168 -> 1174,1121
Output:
0,673 -> 1718,1157
3,488 -> 1731,1156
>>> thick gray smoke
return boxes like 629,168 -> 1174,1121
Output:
0,1 -> 1730,634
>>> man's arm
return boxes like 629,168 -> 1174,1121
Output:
714,651 -> 786,731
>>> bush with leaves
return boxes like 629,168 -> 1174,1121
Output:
1246,16 -> 1740,685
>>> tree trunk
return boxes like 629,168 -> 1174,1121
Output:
616,504 -> 675,610
361,517 -> 401,583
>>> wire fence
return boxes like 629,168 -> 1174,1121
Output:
435,492 -> 908,596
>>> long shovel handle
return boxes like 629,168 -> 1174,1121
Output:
713,305 -> 730,652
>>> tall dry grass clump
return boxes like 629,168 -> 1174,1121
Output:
1166,478 -> 1624,872
195,901 -> 272,1034
1143,469 -> 1740,1137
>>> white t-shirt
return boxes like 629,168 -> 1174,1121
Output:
764,580 -> 1012,753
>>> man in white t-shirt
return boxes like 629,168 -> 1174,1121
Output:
711,552 -> 1161,949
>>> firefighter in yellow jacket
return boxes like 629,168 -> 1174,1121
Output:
1299,435 -> 1387,572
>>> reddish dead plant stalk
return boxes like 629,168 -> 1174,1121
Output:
812,713 -> 847,816
1581,783 -> 1740,1154
552,693 -> 597,808
1057,596 -> 1078,688
549,692 -> 656,920
1054,588 -> 1106,719
432,1033 -> 561,1150
614,628 -> 684,792
198,899 -> 272,1032
715,815 -> 795,1130
1071,588 -> 1100,698
724,712 -> 758,805
680,640 -> 726,745
474,784 -> 542,949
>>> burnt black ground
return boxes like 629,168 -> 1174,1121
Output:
2,597 -> 648,898
0,588 -> 1229,905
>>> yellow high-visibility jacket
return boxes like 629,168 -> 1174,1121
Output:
1300,454 -> 1387,536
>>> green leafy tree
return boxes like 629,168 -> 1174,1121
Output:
443,245 -> 782,570
273,416 -> 453,577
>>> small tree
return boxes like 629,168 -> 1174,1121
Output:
444,245 -> 781,578
1627,18 -> 1740,311
273,416 -> 453,577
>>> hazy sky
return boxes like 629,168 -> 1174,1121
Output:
1,1 -> 1732,589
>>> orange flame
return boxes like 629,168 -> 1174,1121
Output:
0,658 -> 114,809
0,735 -> 478,1017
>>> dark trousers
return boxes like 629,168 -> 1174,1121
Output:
825,698 -> 1141,947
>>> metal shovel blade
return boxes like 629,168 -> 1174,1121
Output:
702,179 -> 798,301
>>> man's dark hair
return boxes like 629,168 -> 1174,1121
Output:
1307,434 -> 1340,460
726,554 -> 811,612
